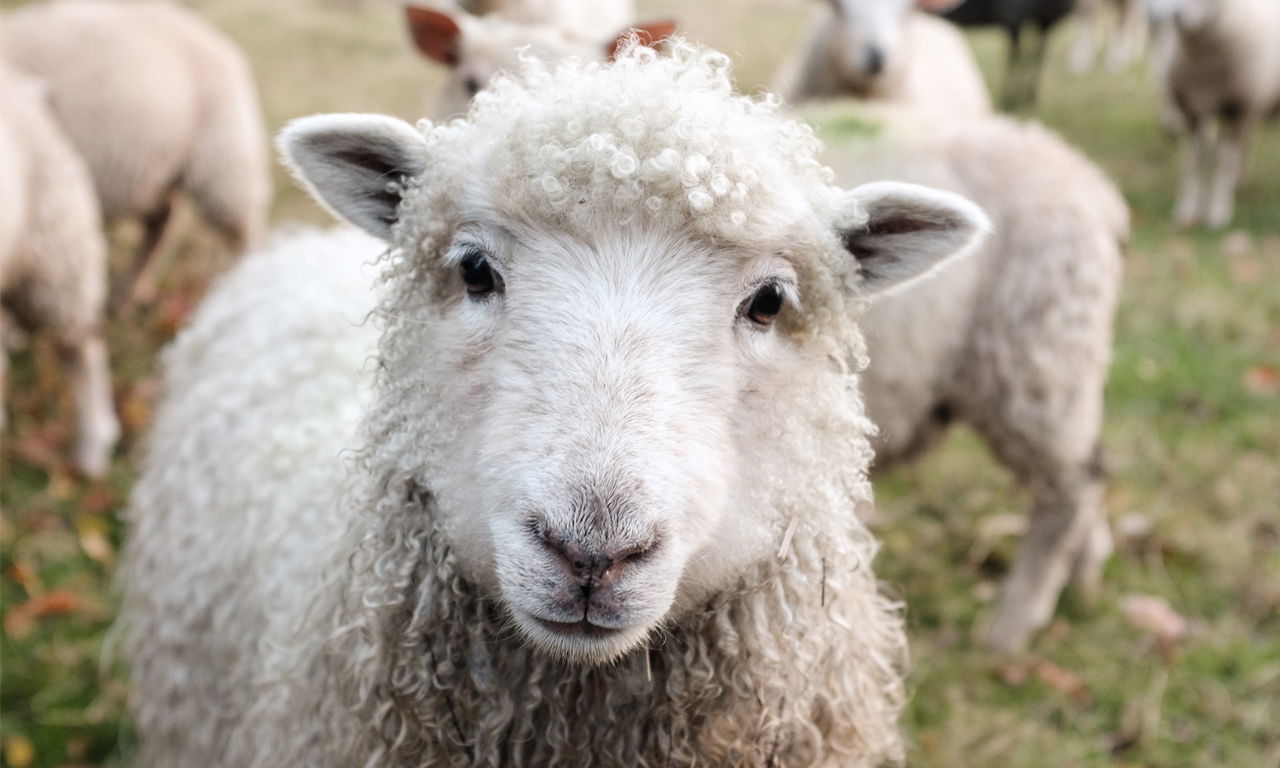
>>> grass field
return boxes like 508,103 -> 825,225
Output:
1,1 -> 1277,766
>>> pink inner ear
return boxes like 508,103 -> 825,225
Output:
606,19 -> 678,61
405,5 -> 462,67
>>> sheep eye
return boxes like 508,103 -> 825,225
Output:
464,76 -> 481,96
460,250 -> 497,296
745,283 -> 785,326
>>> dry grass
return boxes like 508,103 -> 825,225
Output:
1,1 -> 1277,766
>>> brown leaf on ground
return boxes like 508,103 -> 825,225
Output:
3,589 -> 86,640
5,432 -> 66,473
1122,594 -> 1189,645
155,291 -> 195,338
1243,364 -> 1279,396
1034,659 -> 1090,703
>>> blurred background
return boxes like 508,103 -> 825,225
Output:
0,0 -> 1276,766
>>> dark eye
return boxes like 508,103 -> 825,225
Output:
460,249 -> 497,296
463,76 -> 481,96
745,282 -> 785,326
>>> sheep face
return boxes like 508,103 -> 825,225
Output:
827,0 -> 915,86
281,44 -> 988,664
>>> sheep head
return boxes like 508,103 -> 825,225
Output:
825,0 -> 917,89
280,41 -> 987,664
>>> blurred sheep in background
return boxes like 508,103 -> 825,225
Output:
773,0 -> 991,117
1069,0 -> 1148,72
0,59 -> 119,478
404,2 -> 674,118
1,0 -> 271,307
1146,0 -> 1280,228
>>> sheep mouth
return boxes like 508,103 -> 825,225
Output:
531,616 -> 624,640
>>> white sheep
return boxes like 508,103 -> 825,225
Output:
1145,0 -> 1280,227
802,101 -> 1127,653
122,41 -> 992,767
773,0 -> 992,118
455,0 -> 635,43
0,59 -> 119,478
0,0 -> 271,304
405,2 -> 674,118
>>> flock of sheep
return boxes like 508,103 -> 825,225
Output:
0,0 -> 1274,765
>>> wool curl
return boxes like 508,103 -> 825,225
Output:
125,41 -> 906,768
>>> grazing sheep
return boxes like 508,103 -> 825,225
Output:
1069,0 -> 1148,72
0,60 -> 119,478
405,2 -> 674,118
456,0 -> 635,43
1145,0 -> 1280,228
122,41 -> 992,767
774,0 -> 992,118
924,0 -> 1079,108
802,101 -> 1126,653
1,0 -> 271,304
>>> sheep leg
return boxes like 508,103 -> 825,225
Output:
1068,2 -> 1100,74
1206,115 -> 1254,229
1174,117 -> 1211,227
57,334 -> 120,478
986,467 -> 1100,654
1107,0 -> 1145,71
120,196 -> 178,308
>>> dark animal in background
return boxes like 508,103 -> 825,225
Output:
922,0 -> 1079,108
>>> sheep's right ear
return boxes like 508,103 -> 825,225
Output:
279,114 -> 428,241
835,181 -> 990,297
406,5 -> 464,66
605,19 -> 678,60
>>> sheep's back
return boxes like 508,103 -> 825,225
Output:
122,226 -> 383,767
0,0 -> 268,224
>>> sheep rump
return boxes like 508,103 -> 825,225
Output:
118,42 -> 999,768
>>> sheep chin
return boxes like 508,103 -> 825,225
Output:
509,608 -> 656,664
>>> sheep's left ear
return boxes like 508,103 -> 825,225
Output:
606,20 -> 678,60
278,114 -> 428,241
836,181 -> 990,296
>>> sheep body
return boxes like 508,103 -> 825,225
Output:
0,60 -> 118,477
1,0 -> 271,301
1148,0 -> 1280,227
805,102 -> 1127,652
776,3 -> 991,118
124,42 -> 993,767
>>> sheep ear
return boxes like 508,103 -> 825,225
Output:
606,20 -> 677,60
406,5 -> 463,66
836,181 -> 990,296
278,114 -> 428,241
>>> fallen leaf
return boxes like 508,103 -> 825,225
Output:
28,589 -> 83,617
1122,594 -> 1188,645
5,433 -> 65,472
1034,659 -> 1090,703
1229,259 -> 1264,283
79,527 -> 114,564
1244,365 -> 1279,396
4,735 -> 34,768
156,292 -> 195,337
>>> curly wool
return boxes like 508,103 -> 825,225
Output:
125,42 -> 906,768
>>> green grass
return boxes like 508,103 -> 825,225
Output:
1,1 -> 1278,766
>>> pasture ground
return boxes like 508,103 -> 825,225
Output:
1,0 -> 1277,766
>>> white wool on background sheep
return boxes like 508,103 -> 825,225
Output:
456,0 -> 635,43
122,41 -> 991,767
1069,0 -> 1148,73
1146,0 -> 1280,227
404,3 -> 673,119
1,0 -> 271,304
804,101 -> 1127,653
0,59 -> 119,478
773,0 -> 991,118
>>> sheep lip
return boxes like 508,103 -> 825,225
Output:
530,616 -> 623,639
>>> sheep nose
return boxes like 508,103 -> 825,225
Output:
542,533 -> 655,585
865,46 -> 885,75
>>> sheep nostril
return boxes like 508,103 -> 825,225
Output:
866,46 -> 885,76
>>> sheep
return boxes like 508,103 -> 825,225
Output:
121,40 -> 993,768
1145,0 -> 1280,228
773,0 -> 992,118
0,59 -> 119,478
405,2 -> 674,118
0,0 -> 271,305
924,0 -> 1079,108
455,0 -> 635,43
799,100 -> 1127,653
